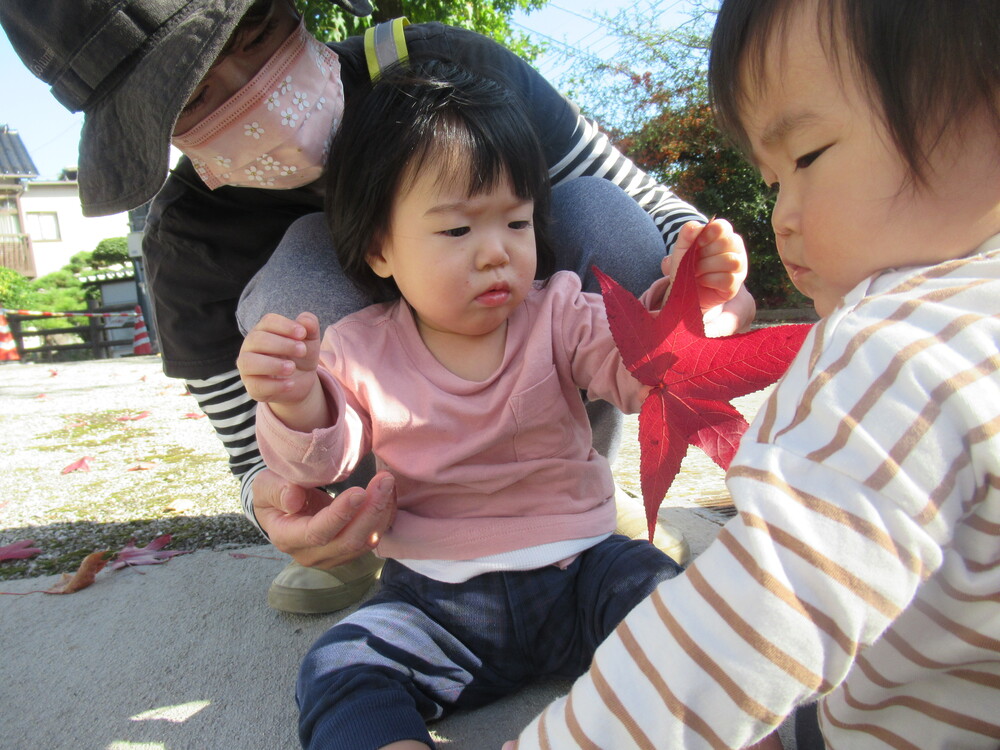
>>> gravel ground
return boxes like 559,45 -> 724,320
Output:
0,355 -> 770,582
0,356 -> 261,581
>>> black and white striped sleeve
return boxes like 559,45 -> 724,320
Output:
549,114 -> 707,252
185,369 -> 267,535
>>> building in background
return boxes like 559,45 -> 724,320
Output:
0,124 -> 158,353
0,125 -> 132,279
0,124 -> 38,277
21,168 -> 131,277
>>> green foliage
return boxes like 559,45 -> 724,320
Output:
23,235 -> 132,331
295,0 -> 547,60
0,266 -> 36,310
65,237 -> 128,275
612,87 -> 803,307
552,1 -> 805,308
91,237 -> 130,267
31,269 -> 89,314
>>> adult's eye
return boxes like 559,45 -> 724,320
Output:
180,88 -> 207,116
243,19 -> 279,53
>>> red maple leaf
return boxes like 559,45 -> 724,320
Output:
116,411 -> 151,422
108,534 -> 191,570
61,456 -> 93,474
0,540 -> 42,561
596,230 -> 812,540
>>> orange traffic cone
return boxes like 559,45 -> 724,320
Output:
133,306 -> 152,355
0,313 -> 19,361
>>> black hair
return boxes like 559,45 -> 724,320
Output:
324,58 -> 555,302
709,0 -> 1000,184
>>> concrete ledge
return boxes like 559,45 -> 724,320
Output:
0,543 -> 576,749
0,497 -> 733,750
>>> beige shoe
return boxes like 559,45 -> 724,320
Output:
615,487 -> 691,565
267,552 -> 384,615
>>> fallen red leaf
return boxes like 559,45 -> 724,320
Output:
109,534 -> 192,570
596,228 -> 812,539
49,369 -> 59,377
116,411 -> 151,422
45,550 -> 112,594
0,540 -> 42,561
127,462 -> 157,471
182,412 -> 206,419
61,456 -> 93,474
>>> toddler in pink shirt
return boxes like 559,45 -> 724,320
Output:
238,58 -> 750,750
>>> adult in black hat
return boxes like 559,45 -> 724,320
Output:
0,0 -> 754,614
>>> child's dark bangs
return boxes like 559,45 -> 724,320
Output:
418,109 -> 546,203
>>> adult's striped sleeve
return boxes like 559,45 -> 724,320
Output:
185,369 -> 267,535
549,115 -> 707,252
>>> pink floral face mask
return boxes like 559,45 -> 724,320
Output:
172,19 -> 345,190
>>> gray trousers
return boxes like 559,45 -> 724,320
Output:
237,177 -> 666,485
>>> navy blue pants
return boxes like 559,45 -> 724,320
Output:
297,534 -> 683,749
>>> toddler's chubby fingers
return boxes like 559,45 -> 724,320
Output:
291,311 -> 321,342
666,220 -> 742,275
244,313 -> 320,360
694,219 -> 743,264
237,347 -> 297,379
253,311 -> 317,345
694,220 -> 747,291
237,312 -> 322,402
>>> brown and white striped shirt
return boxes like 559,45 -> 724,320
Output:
514,235 -> 1000,749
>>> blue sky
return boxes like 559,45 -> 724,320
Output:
1,1 -> 685,180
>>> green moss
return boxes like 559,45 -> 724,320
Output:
141,447 -> 219,467
33,409 -> 155,448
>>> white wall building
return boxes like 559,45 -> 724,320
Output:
21,175 -> 131,278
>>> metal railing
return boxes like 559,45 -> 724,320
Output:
5,302 -> 142,362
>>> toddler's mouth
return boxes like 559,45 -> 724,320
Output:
476,282 -> 511,306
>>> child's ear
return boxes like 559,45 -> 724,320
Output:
366,248 -> 393,279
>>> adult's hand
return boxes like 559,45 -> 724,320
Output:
253,467 -> 396,569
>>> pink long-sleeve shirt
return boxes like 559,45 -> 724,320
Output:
256,271 -> 662,562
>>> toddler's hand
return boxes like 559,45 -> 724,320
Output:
666,218 -> 755,336
237,311 -> 322,405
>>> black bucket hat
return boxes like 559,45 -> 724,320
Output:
0,0 -> 373,217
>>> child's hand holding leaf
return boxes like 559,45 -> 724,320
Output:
668,218 -> 756,337
597,225 -> 812,540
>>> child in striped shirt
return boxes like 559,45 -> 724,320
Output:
508,0 -> 1000,747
